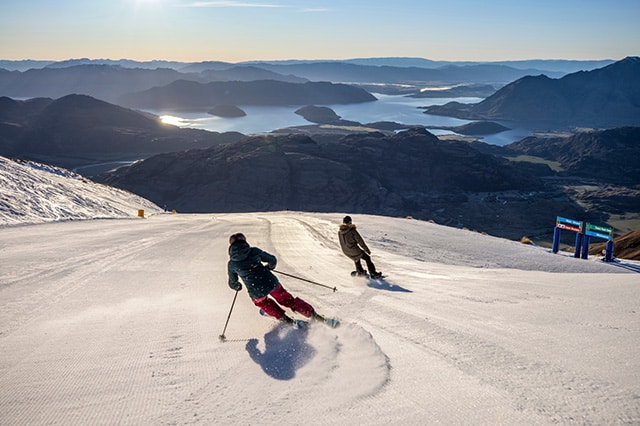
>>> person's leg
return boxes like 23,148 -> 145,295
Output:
252,296 -> 286,319
354,259 -> 366,273
270,283 -> 315,317
361,252 -> 378,274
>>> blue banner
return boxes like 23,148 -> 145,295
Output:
585,230 -> 612,240
557,216 -> 582,227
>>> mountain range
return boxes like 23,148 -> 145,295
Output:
425,57 -> 640,128
1,57 -> 613,73
0,58 -> 583,106
0,95 -> 242,169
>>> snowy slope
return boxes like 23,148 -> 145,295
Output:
0,156 -> 162,226
1,156 -> 639,425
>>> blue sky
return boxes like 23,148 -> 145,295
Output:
1,0 -> 638,62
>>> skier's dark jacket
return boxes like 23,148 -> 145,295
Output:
338,223 -> 370,260
227,240 -> 279,299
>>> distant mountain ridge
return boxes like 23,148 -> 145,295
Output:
118,80 -> 377,110
0,59 -> 579,105
0,65 -> 198,104
1,57 -> 614,74
425,57 -> 640,129
0,94 -> 242,168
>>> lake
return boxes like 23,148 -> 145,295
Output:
149,94 -> 533,146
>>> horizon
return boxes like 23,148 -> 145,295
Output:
1,0 -> 639,63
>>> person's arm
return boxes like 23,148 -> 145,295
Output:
354,230 -> 371,254
259,250 -> 277,270
227,262 -> 242,290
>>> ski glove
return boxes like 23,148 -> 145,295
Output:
231,282 -> 242,291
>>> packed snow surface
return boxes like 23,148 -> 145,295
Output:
1,156 -> 639,425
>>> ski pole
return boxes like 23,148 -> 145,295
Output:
219,289 -> 239,342
273,270 -> 337,292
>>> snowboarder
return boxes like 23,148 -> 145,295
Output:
338,216 -> 382,278
227,232 -> 332,327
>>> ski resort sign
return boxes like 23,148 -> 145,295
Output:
552,216 -> 614,262
555,216 -> 582,233
585,223 -> 613,241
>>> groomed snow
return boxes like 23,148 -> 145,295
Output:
1,156 -> 639,425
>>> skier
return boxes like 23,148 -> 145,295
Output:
338,215 -> 382,278
227,232 -> 335,327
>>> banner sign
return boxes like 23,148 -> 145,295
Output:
585,230 -> 611,240
556,216 -> 582,233
585,223 -> 613,240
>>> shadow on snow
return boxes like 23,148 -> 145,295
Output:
366,278 -> 412,293
245,324 -> 316,380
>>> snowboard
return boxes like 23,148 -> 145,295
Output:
351,271 -> 386,280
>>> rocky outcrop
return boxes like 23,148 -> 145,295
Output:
294,105 -> 361,126
503,127 -> 640,185
96,128 -> 556,239
208,105 -> 246,118
427,121 -> 510,136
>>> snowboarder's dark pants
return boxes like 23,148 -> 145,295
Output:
355,253 -> 377,274
252,283 -> 315,320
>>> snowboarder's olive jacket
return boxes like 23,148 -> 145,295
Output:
227,240 -> 278,299
338,223 -> 370,261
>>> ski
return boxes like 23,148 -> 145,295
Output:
259,309 -> 309,330
259,309 -> 339,329
313,313 -> 340,328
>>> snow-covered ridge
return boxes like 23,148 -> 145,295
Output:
0,156 -> 162,226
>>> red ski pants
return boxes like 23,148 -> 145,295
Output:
252,283 -> 315,319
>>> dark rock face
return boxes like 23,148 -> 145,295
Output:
97,128 -> 551,238
424,57 -> 640,129
504,127 -> 640,185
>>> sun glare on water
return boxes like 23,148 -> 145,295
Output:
160,115 -> 186,126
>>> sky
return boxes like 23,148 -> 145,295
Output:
1,0 -> 639,63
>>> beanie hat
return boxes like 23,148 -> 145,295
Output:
343,215 -> 352,224
229,232 -> 246,245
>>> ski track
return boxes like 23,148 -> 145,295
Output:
1,213 -> 639,425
